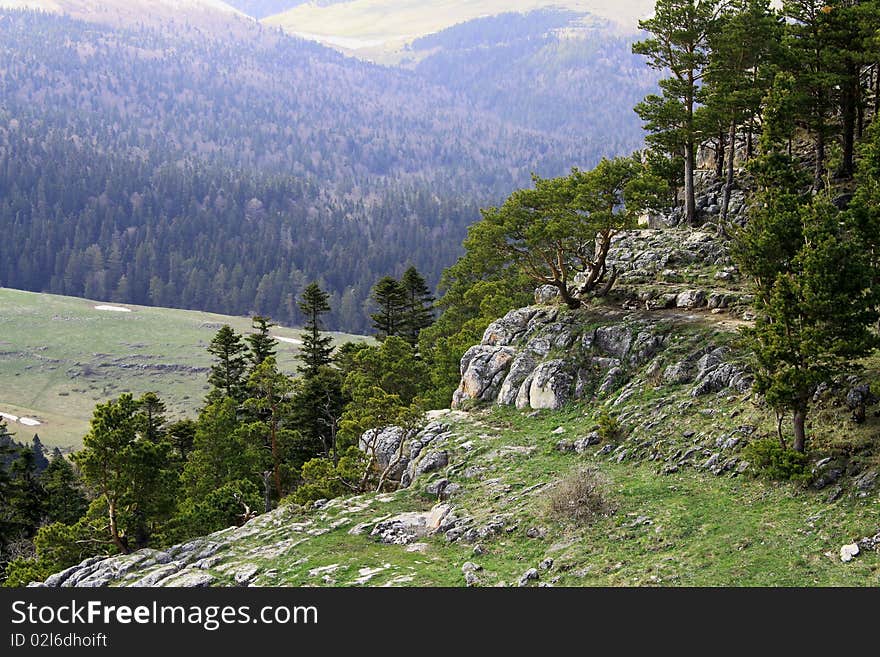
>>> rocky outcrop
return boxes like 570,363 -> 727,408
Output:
359,421 -> 455,488
452,303 -> 751,410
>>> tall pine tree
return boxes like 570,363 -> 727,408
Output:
634,0 -> 718,225
370,276 -> 406,340
399,267 -> 435,348
297,282 -> 334,377
246,316 -> 278,370
207,325 -> 248,401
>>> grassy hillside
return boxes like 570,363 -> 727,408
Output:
264,0 -> 654,57
42,406 -> 880,587
0,288 -> 370,450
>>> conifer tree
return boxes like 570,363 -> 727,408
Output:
734,153 -> 880,452
297,282 -> 334,377
399,266 -> 435,348
207,325 -> 248,401
370,277 -> 406,340
703,0 -> 782,219
246,316 -> 278,370
633,0 -> 719,225
40,454 -> 88,526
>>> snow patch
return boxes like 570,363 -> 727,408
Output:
94,305 -> 132,312
0,411 -> 41,427
273,335 -> 303,345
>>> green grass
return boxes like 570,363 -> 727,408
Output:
117,404 -> 879,587
0,288 -> 370,449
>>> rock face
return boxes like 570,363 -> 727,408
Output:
360,422 -> 455,489
452,306 -> 751,410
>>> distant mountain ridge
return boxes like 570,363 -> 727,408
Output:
0,4 -> 654,333
0,0 -> 248,28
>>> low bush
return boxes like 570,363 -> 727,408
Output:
742,438 -> 810,483
546,466 -> 615,525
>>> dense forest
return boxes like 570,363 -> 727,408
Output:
0,9 -> 651,332
410,10 -> 657,142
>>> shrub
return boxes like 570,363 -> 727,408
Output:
545,466 -> 615,525
742,438 -> 810,483
597,408 -> 622,443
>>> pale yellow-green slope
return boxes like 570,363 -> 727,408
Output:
0,288 -> 369,449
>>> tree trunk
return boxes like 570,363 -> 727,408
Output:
721,120 -> 737,222
840,62 -> 857,177
715,131 -> 725,180
792,406 -> 807,453
270,416 -> 282,500
555,281 -> 580,309
874,62 -> 880,119
108,500 -> 129,554
684,141 -> 696,226
815,129 -> 826,188
262,471 -> 272,513
746,112 -> 754,159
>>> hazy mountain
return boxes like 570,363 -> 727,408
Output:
264,0 -> 655,57
0,9 -> 647,332
0,0 -> 248,30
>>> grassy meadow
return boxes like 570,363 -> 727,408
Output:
0,288 -> 369,449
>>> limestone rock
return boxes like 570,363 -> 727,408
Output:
534,285 -> 561,305
516,359 -> 574,410
452,345 -> 516,408
840,543 -> 860,563
675,289 -> 707,309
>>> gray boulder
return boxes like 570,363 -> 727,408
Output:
534,285 -> 561,305
675,289 -> 707,309
452,346 -> 516,408
515,359 -> 574,410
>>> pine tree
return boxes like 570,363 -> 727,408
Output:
297,282 -> 334,377
73,394 -> 176,553
7,447 -> 46,540
370,276 -> 406,340
781,0 -> 843,185
40,454 -> 88,526
30,434 -> 49,473
703,0 -> 783,219
207,325 -> 248,401
633,0 -> 719,225
734,164 -> 879,452
399,266 -> 435,348
246,316 -> 278,370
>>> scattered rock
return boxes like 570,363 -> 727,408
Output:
518,568 -> 540,587
538,558 -> 554,571
840,543 -> 860,563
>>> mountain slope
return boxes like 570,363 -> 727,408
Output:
2,10 -> 636,333
33,390 -> 880,587
0,0 -> 248,28
264,0 -> 655,55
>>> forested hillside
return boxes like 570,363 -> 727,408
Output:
0,9 -> 646,332
409,10 -> 656,141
